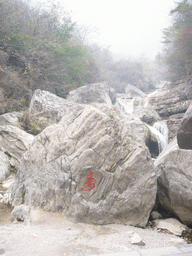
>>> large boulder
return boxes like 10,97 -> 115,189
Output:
28,89 -> 75,134
134,107 -> 160,125
149,82 -> 189,117
167,113 -> 184,141
8,104 -> 157,227
177,104 -> 192,149
155,137 -> 192,225
67,82 -> 116,105
0,125 -> 34,169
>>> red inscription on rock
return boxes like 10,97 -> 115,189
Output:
82,171 -> 97,191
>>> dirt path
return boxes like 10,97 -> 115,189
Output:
0,208 -> 187,256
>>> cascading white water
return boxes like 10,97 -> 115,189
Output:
115,96 -> 150,115
115,97 -> 135,114
148,121 -> 169,153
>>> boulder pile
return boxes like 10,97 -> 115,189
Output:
0,81 -> 192,228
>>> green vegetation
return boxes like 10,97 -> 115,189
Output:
161,0 -> 192,80
9,165 -> 17,174
0,0 -> 157,114
0,0 -> 102,113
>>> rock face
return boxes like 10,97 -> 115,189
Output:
130,233 -> 145,246
155,137 -> 192,225
28,89 -> 75,133
148,82 -> 191,141
177,104 -> 192,149
125,84 -> 146,98
67,82 -> 116,105
0,151 -> 10,182
28,84 -> 115,134
9,104 -> 157,226
149,83 -> 189,118
167,113 -> 184,141
0,112 -> 21,127
135,107 -> 160,125
0,125 -> 34,169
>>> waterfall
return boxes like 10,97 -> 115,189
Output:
115,97 -> 135,114
148,121 -> 169,154
115,95 -> 151,115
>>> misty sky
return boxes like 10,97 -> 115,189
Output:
31,0 -> 177,60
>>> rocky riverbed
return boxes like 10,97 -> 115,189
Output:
0,173 -> 188,256
0,208 -> 188,256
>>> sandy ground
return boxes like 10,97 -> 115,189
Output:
0,208 -> 188,256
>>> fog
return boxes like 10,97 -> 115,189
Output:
30,0 -> 177,60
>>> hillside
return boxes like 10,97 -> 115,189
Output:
0,0 -> 161,115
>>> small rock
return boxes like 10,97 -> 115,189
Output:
130,233 -> 145,246
11,204 -> 31,224
0,248 -> 5,255
151,211 -> 162,220
153,218 -> 187,236
169,237 -> 185,245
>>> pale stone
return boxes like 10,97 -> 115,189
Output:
155,137 -> 192,225
125,84 -> 146,98
0,125 -> 34,169
28,89 -> 75,133
0,112 -> 21,127
153,218 -> 187,236
11,204 -> 31,224
130,233 -> 145,246
0,151 -> 9,182
7,103 -> 157,226
67,82 -> 116,105
169,237 -> 185,245
135,107 -> 161,125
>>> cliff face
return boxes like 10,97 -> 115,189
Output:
148,81 -> 192,141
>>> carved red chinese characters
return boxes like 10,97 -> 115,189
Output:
82,171 -> 97,191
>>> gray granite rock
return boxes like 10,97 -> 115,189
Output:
155,137 -> 192,225
8,104 -> 157,227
